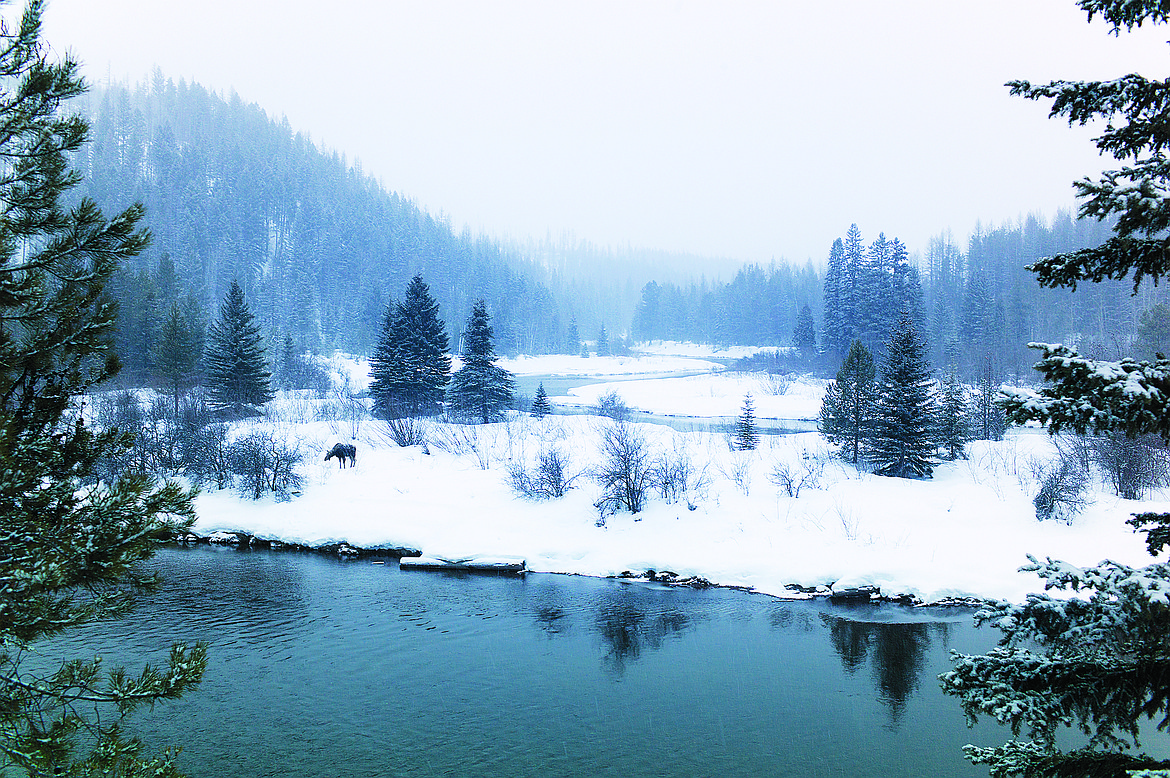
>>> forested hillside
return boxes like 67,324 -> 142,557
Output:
67,76 -> 567,381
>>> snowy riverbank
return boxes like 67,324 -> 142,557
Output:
190,350 -> 1166,605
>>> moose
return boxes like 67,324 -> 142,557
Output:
325,442 -> 357,469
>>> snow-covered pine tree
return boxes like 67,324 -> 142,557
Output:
205,280 -> 274,412
368,275 -> 451,418
936,370 -> 970,460
869,311 -> 938,478
948,3 -> 1170,774
447,299 -> 515,423
735,393 -> 759,451
0,3 -> 206,771
818,339 -> 877,464
531,382 -> 552,418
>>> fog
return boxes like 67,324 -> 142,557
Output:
41,0 -> 1170,265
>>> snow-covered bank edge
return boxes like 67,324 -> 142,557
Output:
169,530 -> 986,607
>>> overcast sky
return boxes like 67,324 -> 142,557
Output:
39,0 -> 1170,267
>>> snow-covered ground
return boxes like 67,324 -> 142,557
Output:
191,351 -> 1167,605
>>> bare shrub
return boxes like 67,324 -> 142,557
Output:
593,390 -> 630,421
593,419 -> 655,519
770,448 -> 827,498
1088,433 -> 1170,500
721,450 -> 753,496
384,416 -> 428,448
228,431 -> 304,500
176,396 -> 230,487
757,372 -> 793,396
1033,444 -> 1090,523
652,440 -> 710,510
508,448 -> 579,499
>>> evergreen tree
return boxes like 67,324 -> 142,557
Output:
936,370 -> 970,460
368,275 -> 451,418
818,339 -> 877,464
566,317 -> 581,356
596,323 -> 611,357
0,4 -> 206,773
447,299 -> 515,423
154,302 -> 200,415
204,280 -> 273,411
953,5 -> 1170,774
822,238 -> 849,359
735,393 -> 759,451
869,311 -> 938,478
531,382 -> 552,419
793,304 -> 816,355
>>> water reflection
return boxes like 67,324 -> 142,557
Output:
822,611 -> 952,723
593,587 -> 694,674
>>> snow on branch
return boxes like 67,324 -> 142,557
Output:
1002,343 -> 1170,439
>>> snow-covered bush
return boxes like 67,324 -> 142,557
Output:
507,448 -> 579,500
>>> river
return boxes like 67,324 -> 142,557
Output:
44,546 -> 1010,777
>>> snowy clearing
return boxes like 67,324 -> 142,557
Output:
189,354 -> 1166,605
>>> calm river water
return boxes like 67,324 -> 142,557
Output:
49,546 -> 1007,777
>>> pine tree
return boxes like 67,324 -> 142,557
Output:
154,302 -> 200,415
0,4 -> 206,773
596,323 -> 611,357
204,280 -> 273,412
447,299 -> 515,423
821,238 -> 848,359
368,275 -> 451,418
793,303 -> 816,355
531,382 -> 552,418
735,393 -> 759,451
566,317 -> 581,356
936,370 -> 970,460
818,339 -> 877,464
950,5 -> 1170,774
869,311 -> 938,478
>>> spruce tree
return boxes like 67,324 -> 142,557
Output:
792,304 -> 816,355
821,238 -> 848,359
818,339 -> 877,464
154,302 -> 200,415
596,323 -> 611,357
531,382 -> 552,418
869,311 -> 938,478
447,299 -> 515,423
948,5 -> 1170,774
0,4 -> 206,773
204,280 -> 273,412
735,393 -> 759,451
368,275 -> 451,418
936,370 -> 970,460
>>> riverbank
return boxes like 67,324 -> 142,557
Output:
187,352 -> 1167,605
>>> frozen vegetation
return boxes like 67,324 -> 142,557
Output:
185,346 -> 1165,605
